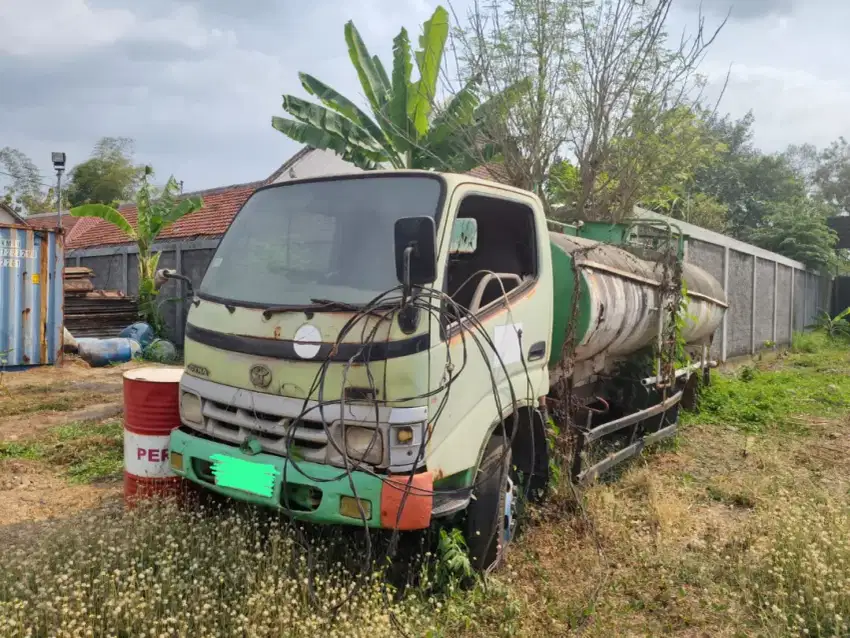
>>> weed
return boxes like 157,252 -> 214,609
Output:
0,503 -> 438,637
814,307 -> 850,341
0,420 -> 123,483
729,495 -> 850,637
685,333 -> 850,433
433,528 -> 473,591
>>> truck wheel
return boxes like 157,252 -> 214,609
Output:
465,435 -> 517,572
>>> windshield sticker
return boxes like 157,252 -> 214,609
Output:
492,323 -> 523,368
293,324 -> 322,359
210,257 -> 222,268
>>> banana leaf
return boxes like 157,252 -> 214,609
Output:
281,95 -> 386,154
298,72 -> 399,164
408,6 -> 449,138
70,204 -> 136,240
344,21 -> 390,114
271,117 -> 384,169
387,27 -> 414,154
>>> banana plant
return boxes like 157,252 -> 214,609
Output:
70,167 -> 203,336
272,6 -> 527,171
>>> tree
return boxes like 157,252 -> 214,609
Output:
567,0 -> 725,220
547,104 -> 730,231
810,138 -> 850,214
452,0 -> 725,215
451,0 -> 579,194
70,168 -> 203,335
689,112 -> 807,236
0,147 -> 59,215
272,6 -> 522,171
67,137 -> 144,207
747,199 -> 838,272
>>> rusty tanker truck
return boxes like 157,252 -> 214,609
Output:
161,171 -> 727,571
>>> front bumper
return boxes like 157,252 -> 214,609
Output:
169,428 -> 433,530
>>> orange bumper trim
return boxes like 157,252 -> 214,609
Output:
380,471 -> 433,530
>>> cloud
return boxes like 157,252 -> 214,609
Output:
699,61 -> 850,152
0,0 -> 439,191
0,0 -> 136,57
677,0 -> 796,20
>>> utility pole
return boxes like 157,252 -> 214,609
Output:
51,152 -> 66,229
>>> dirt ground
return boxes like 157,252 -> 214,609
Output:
0,358 -> 147,528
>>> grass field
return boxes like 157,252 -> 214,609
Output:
2,335 -> 850,636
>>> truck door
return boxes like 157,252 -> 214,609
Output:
426,185 -> 553,479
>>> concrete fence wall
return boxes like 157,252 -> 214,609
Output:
640,210 -> 832,361
69,215 -> 832,360
68,238 -> 219,346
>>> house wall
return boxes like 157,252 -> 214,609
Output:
271,148 -> 362,183
0,208 -> 21,225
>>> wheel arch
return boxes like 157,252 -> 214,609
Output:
476,405 -> 550,497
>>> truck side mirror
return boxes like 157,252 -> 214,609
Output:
394,217 -> 437,293
156,268 -> 197,304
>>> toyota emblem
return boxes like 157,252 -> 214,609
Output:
249,364 -> 272,388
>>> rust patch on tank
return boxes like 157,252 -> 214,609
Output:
273,326 -> 281,339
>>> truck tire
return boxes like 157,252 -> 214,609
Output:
465,434 -> 516,572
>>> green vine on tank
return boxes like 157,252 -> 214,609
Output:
656,278 -> 697,378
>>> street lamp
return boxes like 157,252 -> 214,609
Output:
52,152 -> 66,229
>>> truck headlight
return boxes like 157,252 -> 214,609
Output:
344,426 -> 383,466
180,391 -> 203,424
388,422 -> 426,471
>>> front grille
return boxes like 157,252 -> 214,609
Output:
197,398 -> 329,458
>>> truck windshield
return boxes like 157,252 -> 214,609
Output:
199,175 -> 444,307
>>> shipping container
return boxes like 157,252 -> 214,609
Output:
0,223 -> 64,369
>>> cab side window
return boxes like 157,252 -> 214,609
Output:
443,195 -> 537,321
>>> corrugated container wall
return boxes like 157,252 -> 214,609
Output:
0,224 -> 64,369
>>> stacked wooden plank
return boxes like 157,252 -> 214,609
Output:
64,266 -> 95,293
64,267 -> 138,338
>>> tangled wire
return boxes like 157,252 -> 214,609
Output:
231,279 -> 539,635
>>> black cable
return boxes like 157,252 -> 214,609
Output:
241,279 -> 538,632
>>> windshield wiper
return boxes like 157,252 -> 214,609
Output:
309,298 -> 365,311
261,298 -> 390,319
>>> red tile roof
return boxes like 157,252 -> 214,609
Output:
465,163 -> 511,184
25,213 -> 81,232
66,181 -> 261,249
63,157 -> 514,251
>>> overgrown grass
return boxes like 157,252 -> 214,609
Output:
729,494 -> 850,637
685,331 -> 850,433
0,503 -> 439,637
0,420 -> 123,483
3,332 -> 850,636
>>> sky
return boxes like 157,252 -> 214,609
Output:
0,0 -> 847,193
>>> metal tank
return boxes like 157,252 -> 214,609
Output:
0,223 -> 64,369
549,232 -> 727,367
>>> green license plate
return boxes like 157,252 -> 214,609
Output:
209,454 -> 281,498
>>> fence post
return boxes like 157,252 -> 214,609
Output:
790,268 -> 796,335
722,246 -> 729,362
772,261 -> 778,344
175,245 -> 183,343
751,255 -> 757,354
803,271 -> 808,328
122,250 -> 129,294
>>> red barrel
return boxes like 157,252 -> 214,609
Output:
123,367 -> 184,506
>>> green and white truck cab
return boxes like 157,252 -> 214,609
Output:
167,170 -> 726,570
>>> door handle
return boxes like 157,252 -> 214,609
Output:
527,341 -> 546,362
